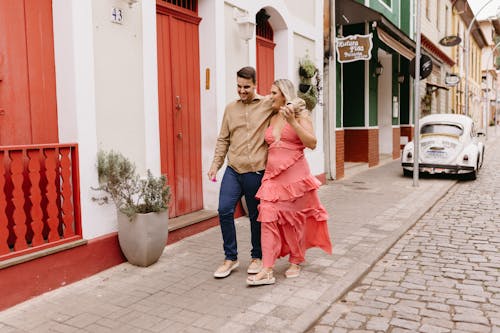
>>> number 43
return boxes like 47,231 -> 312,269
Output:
111,8 -> 123,24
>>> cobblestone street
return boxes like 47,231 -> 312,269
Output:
311,136 -> 500,333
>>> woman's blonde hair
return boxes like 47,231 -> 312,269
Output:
272,79 -> 309,117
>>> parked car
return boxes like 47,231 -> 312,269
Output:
401,114 -> 485,180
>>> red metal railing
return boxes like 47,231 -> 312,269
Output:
0,143 -> 82,261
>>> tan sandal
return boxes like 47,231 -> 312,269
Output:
285,264 -> 301,278
246,269 -> 275,286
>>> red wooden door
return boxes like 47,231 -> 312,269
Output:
256,15 -> 275,95
0,0 -> 58,145
157,4 -> 202,217
256,37 -> 276,95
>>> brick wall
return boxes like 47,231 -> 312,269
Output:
392,127 -> 401,159
336,130 -> 344,179
400,125 -> 414,149
344,128 -> 379,167
345,129 -> 368,162
367,129 -> 379,167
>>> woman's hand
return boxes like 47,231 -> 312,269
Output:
279,103 -> 297,125
280,102 -> 317,149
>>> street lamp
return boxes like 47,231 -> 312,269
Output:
412,0 -> 423,187
464,0 -> 499,117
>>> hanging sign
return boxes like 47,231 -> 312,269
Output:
409,54 -> 432,80
445,74 -> 460,87
336,33 -> 373,63
439,35 -> 461,47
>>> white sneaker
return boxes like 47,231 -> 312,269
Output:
247,258 -> 263,274
214,260 -> 239,278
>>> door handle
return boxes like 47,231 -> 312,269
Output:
0,109 -> 5,116
175,96 -> 182,110
177,132 -> 182,139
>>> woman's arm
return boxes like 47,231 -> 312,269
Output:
280,104 -> 317,149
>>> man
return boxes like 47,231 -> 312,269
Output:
208,66 -> 273,278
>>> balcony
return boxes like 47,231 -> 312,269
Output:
0,144 -> 82,263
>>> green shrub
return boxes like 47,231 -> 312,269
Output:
93,150 -> 171,219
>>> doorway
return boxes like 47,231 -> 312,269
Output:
377,50 -> 393,156
156,2 -> 203,217
255,9 -> 275,95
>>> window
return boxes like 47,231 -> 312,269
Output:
421,124 -> 463,136
425,0 -> 430,20
160,0 -> 197,12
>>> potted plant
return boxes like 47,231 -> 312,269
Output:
297,55 -> 320,110
93,150 -> 171,267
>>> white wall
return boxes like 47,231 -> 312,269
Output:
214,0 -> 326,183
53,0 -> 160,239
53,0 -> 116,239
92,0 -> 147,173
420,0 -> 453,61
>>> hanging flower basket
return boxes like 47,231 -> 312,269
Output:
298,57 -> 317,79
299,83 -> 311,93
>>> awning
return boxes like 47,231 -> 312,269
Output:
377,27 -> 414,60
336,0 -> 416,55
336,0 -> 382,24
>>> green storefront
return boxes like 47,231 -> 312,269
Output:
335,0 -> 415,176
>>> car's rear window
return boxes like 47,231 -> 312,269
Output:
421,123 -> 463,136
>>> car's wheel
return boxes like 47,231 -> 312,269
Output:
463,162 -> 478,181
403,169 -> 413,177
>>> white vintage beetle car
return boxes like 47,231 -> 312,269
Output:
401,114 -> 485,180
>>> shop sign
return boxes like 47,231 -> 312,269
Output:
445,74 -> 460,87
336,33 -> 373,63
409,54 -> 433,80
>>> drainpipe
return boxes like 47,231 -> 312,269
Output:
323,0 -> 336,180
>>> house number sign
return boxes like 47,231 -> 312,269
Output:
336,33 -> 373,63
111,7 -> 124,24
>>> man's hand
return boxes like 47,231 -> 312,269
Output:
207,166 -> 218,182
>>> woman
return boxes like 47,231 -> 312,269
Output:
247,79 -> 332,285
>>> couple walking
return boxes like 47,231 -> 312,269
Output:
208,66 -> 332,285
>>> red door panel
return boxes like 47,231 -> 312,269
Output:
157,14 -> 177,216
0,0 -> 58,145
0,0 -> 32,145
157,8 -> 202,217
24,0 -> 58,144
256,36 -> 276,95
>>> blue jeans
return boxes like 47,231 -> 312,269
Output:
218,166 -> 263,261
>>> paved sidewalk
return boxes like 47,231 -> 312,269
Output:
0,144 -> 469,332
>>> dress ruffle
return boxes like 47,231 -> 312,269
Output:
257,205 -> 328,225
258,122 -> 333,261
256,175 -> 321,202
262,148 -> 304,181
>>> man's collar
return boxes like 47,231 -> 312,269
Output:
239,93 -> 264,103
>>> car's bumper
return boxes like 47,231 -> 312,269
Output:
402,163 -> 475,174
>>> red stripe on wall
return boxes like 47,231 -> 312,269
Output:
0,234 -> 125,310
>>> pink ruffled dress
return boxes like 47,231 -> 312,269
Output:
256,123 -> 332,268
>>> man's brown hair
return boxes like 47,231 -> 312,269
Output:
237,66 -> 256,84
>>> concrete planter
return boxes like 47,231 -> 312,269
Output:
117,210 -> 169,267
